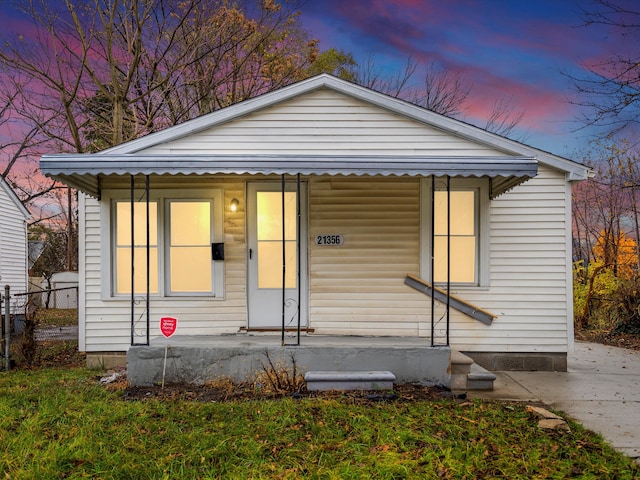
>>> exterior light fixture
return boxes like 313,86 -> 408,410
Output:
230,198 -> 239,212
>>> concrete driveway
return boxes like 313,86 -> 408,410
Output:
471,341 -> 640,462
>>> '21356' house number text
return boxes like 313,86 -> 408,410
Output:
315,234 -> 344,246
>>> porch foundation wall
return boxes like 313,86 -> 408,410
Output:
86,352 -> 127,370
127,343 -> 451,387
463,351 -> 567,372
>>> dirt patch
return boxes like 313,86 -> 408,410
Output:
576,330 -> 640,351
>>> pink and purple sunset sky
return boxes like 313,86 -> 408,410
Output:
299,0 -> 630,158
0,0 -> 631,160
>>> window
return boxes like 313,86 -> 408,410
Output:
434,190 -> 476,283
167,200 -> 213,294
421,178 -> 487,287
114,201 -> 159,294
107,189 -> 223,298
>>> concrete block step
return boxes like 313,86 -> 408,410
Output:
305,370 -> 396,391
450,350 -> 497,391
467,363 -> 497,391
450,350 -> 473,375
450,373 -> 468,391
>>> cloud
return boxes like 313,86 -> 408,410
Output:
300,0 -> 603,147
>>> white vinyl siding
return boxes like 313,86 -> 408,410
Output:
0,181 -> 28,313
82,177 -> 246,351
308,177 -> 424,336
142,89 -> 507,157
80,88 -> 574,355
446,165 -> 571,353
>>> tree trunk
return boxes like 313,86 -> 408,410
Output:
578,263 -> 610,329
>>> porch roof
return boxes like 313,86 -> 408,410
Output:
40,153 -> 537,199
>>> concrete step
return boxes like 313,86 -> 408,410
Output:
450,350 -> 473,375
450,351 -> 496,391
304,370 -> 396,391
467,363 -> 497,390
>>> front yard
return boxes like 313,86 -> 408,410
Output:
0,368 -> 637,479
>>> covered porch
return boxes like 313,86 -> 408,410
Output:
41,155 -> 536,389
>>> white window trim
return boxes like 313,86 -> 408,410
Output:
100,187 -> 224,300
420,177 -> 490,288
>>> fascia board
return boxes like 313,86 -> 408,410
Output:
0,177 -> 30,219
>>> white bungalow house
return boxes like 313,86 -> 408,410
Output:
40,75 -> 591,385
0,176 -> 30,314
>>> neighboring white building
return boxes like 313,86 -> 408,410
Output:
40,75 -> 592,372
0,176 -> 30,313
42,271 -> 79,309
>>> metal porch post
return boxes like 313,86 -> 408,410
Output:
446,175 -> 451,346
130,175 -> 135,346
296,173 -> 301,346
130,175 -> 150,346
281,174 -> 286,346
430,176 -> 435,346
4,285 -> 10,371
145,175 -> 150,345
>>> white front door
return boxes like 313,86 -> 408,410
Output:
247,182 -> 307,328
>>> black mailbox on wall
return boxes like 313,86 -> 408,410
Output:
212,243 -> 225,261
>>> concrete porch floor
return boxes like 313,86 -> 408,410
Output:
127,334 -> 451,387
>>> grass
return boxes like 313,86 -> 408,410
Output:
0,368 -> 638,479
33,308 -> 78,327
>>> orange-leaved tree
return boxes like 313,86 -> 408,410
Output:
592,230 -> 638,279
575,230 -> 639,329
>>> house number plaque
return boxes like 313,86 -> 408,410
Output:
315,234 -> 344,246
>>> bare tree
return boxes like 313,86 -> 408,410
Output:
569,0 -> 640,135
572,138 -> 640,271
0,0 -> 317,154
484,95 -> 527,139
355,58 -> 525,138
0,76 -> 60,203
356,55 -> 418,99
411,61 -> 470,117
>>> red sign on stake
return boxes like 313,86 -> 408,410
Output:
160,317 -> 177,338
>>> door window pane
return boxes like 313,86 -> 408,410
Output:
258,241 -> 297,289
257,191 -> 297,289
257,192 -> 297,240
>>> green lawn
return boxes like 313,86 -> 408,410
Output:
0,368 -> 637,479
33,308 -> 78,326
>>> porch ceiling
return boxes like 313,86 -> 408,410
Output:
40,154 -> 537,199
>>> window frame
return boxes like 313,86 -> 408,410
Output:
420,177 -> 489,288
165,198 -> 216,296
112,199 -> 160,296
101,188 -> 224,300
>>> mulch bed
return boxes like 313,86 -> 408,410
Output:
120,381 -> 460,404
576,330 -> 640,351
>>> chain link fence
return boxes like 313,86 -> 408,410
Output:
1,285 -> 79,369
